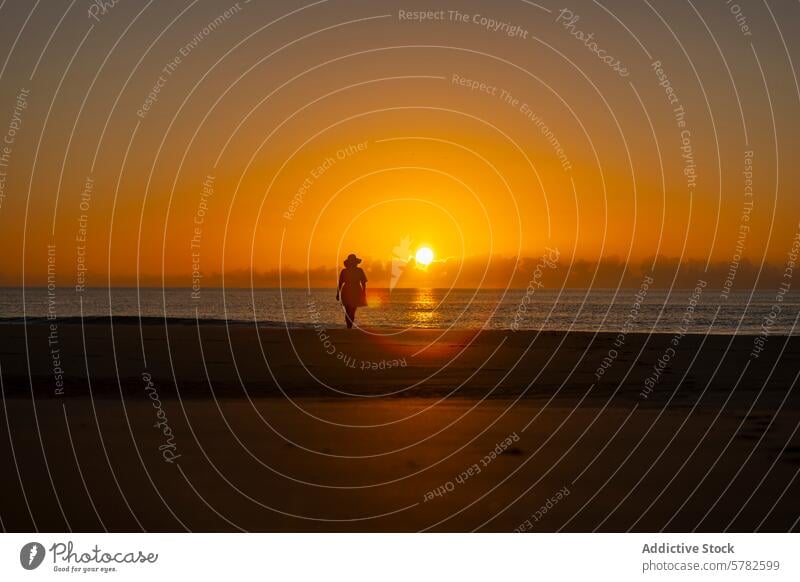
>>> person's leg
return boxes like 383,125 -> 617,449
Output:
344,305 -> 355,328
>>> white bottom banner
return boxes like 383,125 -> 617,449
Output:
0,533 -> 797,581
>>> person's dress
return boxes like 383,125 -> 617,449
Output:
339,267 -> 367,307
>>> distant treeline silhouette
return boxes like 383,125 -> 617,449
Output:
161,256 -> 792,289
5,256 -> 791,290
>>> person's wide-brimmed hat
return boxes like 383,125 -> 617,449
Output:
343,253 -> 362,267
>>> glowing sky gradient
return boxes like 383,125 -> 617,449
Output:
0,0 -> 798,288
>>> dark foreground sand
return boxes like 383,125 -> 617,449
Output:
0,320 -> 798,531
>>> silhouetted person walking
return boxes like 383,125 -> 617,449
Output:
336,253 -> 367,328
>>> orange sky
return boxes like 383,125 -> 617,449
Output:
0,0 -> 798,288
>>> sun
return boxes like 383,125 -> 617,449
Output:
415,246 -> 434,266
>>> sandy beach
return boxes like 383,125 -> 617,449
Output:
0,320 -> 798,532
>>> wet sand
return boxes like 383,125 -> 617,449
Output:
0,320 -> 798,531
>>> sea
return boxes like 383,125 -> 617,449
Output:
0,287 -> 798,335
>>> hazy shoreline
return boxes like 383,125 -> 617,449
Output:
0,314 -> 794,336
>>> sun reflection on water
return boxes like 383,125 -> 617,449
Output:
409,288 -> 440,327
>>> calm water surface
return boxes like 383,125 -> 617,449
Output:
1,287 -> 798,335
